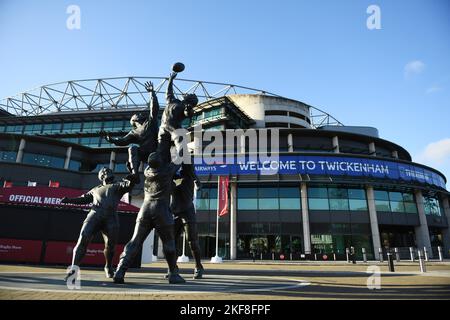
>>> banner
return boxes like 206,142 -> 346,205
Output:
194,155 -> 447,189
0,238 -> 42,263
44,241 -> 124,265
217,176 -> 229,217
0,186 -> 139,213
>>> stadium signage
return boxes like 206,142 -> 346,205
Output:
194,155 -> 446,189
0,187 -> 139,212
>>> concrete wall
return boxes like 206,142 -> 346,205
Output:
228,94 -> 311,129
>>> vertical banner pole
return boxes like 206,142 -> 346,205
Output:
211,176 -> 223,263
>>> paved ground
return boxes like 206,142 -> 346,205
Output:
1,261 -> 450,300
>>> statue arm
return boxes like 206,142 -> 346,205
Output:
145,81 -> 159,123
118,178 -> 135,194
61,192 -> 93,205
149,91 -> 160,124
108,132 -> 135,146
166,72 -> 177,104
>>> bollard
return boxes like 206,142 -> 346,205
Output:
418,250 -> 426,273
394,247 -> 400,262
346,248 -> 350,263
290,252 -> 293,261
333,252 -> 336,261
378,248 -> 383,262
409,247 -> 415,262
438,246 -> 443,262
423,247 -> 429,262
260,252 -> 263,260
272,252 -> 274,260
314,253 -> 317,261
387,252 -> 395,272
362,248 -> 367,263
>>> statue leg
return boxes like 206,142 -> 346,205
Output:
65,212 -> 101,281
72,212 -> 101,266
155,203 -> 185,284
113,205 -> 152,283
127,145 -> 141,183
162,216 -> 184,279
157,129 -> 173,163
101,216 -> 119,278
185,221 -> 204,279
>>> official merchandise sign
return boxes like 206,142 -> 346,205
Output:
0,186 -> 139,213
194,155 -> 447,189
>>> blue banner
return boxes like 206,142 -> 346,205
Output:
193,155 -> 447,189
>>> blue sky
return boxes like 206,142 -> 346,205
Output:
0,0 -> 449,185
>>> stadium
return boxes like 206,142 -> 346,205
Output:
0,76 -> 449,266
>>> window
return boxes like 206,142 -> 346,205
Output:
238,186 -> 300,211
22,153 -> 65,169
374,189 -> 417,214
103,120 -> 125,132
308,187 -> 328,198
80,136 -> 100,148
195,187 -> 218,211
6,125 -> 23,134
349,199 -> 368,211
62,122 -> 82,133
23,124 -> 43,134
424,197 -> 442,216
238,199 -> 258,210
68,160 -> 81,171
308,198 -> 330,210
82,121 -> 103,133
0,151 -> 17,162
42,123 -> 61,134
114,163 -> 128,173
265,110 -> 288,116
308,186 -> 367,212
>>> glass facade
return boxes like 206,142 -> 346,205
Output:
22,153 -> 65,169
311,223 -> 373,259
374,190 -> 418,213
195,187 -> 218,211
424,196 -> 442,216
2,119 -> 129,137
308,187 -> 368,211
237,186 -> 301,211
0,151 -> 17,162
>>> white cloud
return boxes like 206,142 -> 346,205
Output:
426,86 -> 443,94
416,138 -> 450,165
404,60 -> 425,78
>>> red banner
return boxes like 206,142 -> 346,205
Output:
44,241 -> 124,265
0,186 -> 139,213
217,176 -> 229,217
0,238 -> 42,263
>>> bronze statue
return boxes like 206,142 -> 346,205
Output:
113,153 -> 185,284
62,167 -> 135,280
156,71 -> 201,189
101,81 -> 159,183
171,163 -> 204,279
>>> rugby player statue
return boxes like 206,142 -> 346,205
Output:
101,81 -> 160,184
170,163 -> 204,279
62,167 -> 135,281
113,153 -> 185,284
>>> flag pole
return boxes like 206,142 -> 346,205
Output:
211,176 -> 223,263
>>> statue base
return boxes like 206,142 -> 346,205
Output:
177,254 -> 189,263
210,255 -> 223,263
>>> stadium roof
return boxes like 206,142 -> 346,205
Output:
0,76 -> 343,128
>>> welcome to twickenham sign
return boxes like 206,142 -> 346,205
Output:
193,155 -> 447,189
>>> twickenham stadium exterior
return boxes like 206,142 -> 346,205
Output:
0,76 -> 449,265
